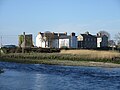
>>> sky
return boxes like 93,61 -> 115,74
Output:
0,0 -> 120,45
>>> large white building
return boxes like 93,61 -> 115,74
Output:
36,32 -> 77,48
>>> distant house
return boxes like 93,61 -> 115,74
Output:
97,33 -> 108,48
36,32 -> 44,47
77,32 -> 97,49
36,32 -> 61,48
59,32 -> 77,48
36,32 -> 77,48
19,32 -> 33,48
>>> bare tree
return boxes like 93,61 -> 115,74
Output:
44,31 -> 54,48
108,40 -> 116,47
115,32 -> 120,48
98,30 -> 110,39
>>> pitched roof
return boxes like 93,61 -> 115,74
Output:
59,35 -> 71,39
97,35 -> 108,38
81,34 -> 96,38
38,32 -> 67,39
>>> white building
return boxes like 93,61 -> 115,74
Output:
59,32 -> 77,48
36,32 -> 77,48
36,32 -> 48,48
36,33 -> 43,47
97,33 -> 108,48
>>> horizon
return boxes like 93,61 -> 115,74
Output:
0,0 -> 120,45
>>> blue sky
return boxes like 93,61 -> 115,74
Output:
0,0 -> 120,45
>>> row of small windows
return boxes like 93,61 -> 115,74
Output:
78,42 -> 97,48
84,38 -> 96,41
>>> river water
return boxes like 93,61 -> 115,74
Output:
0,61 -> 120,90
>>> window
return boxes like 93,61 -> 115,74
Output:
94,38 -> 96,41
91,38 -> 92,41
88,38 -> 89,41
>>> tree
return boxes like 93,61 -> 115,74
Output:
44,31 -> 54,48
108,40 -> 116,47
115,32 -> 120,48
98,30 -> 110,39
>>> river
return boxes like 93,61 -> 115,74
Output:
0,61 -> 120,90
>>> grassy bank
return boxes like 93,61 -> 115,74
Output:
61,50 -> 120,59
1,58 -> 120,68
0,50 -> 120,67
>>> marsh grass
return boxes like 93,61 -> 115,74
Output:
60,50 -> 120,60
0,50 -> 120,64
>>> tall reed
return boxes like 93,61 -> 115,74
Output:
60,50 -> 120,60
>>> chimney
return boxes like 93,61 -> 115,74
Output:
52,32 -> 54,38
97,33 -> 99,36
71,32 -> 75,36
38,32 -> 41,35
85,31 -> 89,35
64,32 -> 67,35
58,33 -> 59,37
97,33 -> 102,36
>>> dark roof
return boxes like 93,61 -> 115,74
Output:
39,33 -> 44,37
59,35 -> 71,39
39,32 -> 67,39
97,35 -> 108,38
81,34 -> 96,38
